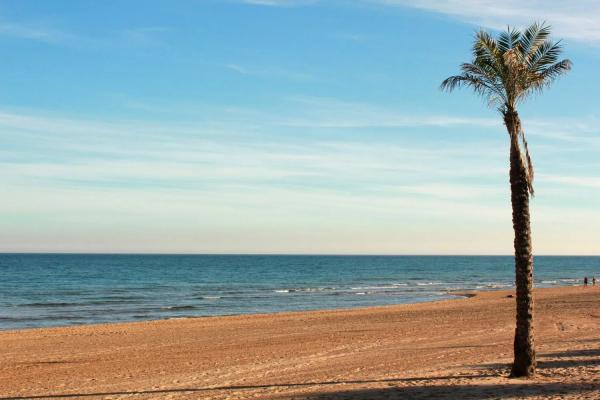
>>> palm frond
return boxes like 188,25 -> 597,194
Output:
529,40 -> 563,71
522,59 -> 572,99
519,22 -> 551,61
473,30 -> 504,72
459,63 -> 507,102
498,26 -> 521,52
519,129 -> 535,195
539,59 -> 573,81
440,73 -> 502,104
442,22 -> 571,111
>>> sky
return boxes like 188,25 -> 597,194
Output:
1,0 -> 599,254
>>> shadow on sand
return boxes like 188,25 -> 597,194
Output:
0,374 -> 494,400
3,378 -> 598,400
470,347 -> 600,371
297,381 -> 598,400
3,348 -> 598,400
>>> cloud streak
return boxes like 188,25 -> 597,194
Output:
0,105 -> 505,192
225,63 -> 316,81
374,0 -> 600,44
0,20 -> 69,43
1,101 -> 598,253
235,0 -> 600,44
238,0 -> 319,6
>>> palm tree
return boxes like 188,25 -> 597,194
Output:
441,23 -> 571,377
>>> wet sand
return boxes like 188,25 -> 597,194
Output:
1,286 -> 599,399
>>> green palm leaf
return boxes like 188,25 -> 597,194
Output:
441,22 -> 571,112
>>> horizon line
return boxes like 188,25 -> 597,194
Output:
1,252 -> 599,257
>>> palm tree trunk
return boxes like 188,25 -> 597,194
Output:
504,109 -> 536,378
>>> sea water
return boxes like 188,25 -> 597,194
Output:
1,254 -> 598,330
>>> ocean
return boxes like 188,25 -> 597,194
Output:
1,254 -> 597,330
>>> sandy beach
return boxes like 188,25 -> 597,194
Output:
1,286 -> 599,399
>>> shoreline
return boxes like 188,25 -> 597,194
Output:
2,286 -> 599,399
1,288 -> 487,334
0,285 -> 572,334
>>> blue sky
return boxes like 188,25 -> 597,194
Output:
1,0 -> 599,254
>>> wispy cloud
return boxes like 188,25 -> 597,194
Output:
225,64 -> 250,74
224,63 -> 315,81
0,106 -> 504,191
3,102 -> 596,197
524,118 -> 600,148
337,33 -> 372,43
0,20 -> 69,43
1,104 -> 598,253
238,0 -> 319,6
374,0 -> 600,44
233,0 -> 600,44
0,16 -> 172,49
120,26 -> 170,46
281,96 -> 500,128
539,174 -> 600,189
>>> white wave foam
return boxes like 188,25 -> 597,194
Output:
484,283 -> 512,288
274,287 -> 336,293
351,285 -> 403,290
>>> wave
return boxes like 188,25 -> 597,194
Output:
87,295 -> 147,300
484,283 -> 512,288
273,287 -> 336,293
159,305 -> 198,311
18,298 -> 149,307
19,302 -> 79,308
350,284 -> 407,290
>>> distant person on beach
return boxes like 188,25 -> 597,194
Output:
593,277 -> 596,286
584,277 -> 588,287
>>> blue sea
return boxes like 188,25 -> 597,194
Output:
1,254 -> 598,330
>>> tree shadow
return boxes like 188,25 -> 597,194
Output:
538,347 -> 600,370
0,374 -> 496,400
4,348 -> 598,400
575,338 -> 600,343
472,347 -> 600,371
297,381 -> 599,400
542,348 -> 600,358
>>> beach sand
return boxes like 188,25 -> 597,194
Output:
1,286 -> 599,399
